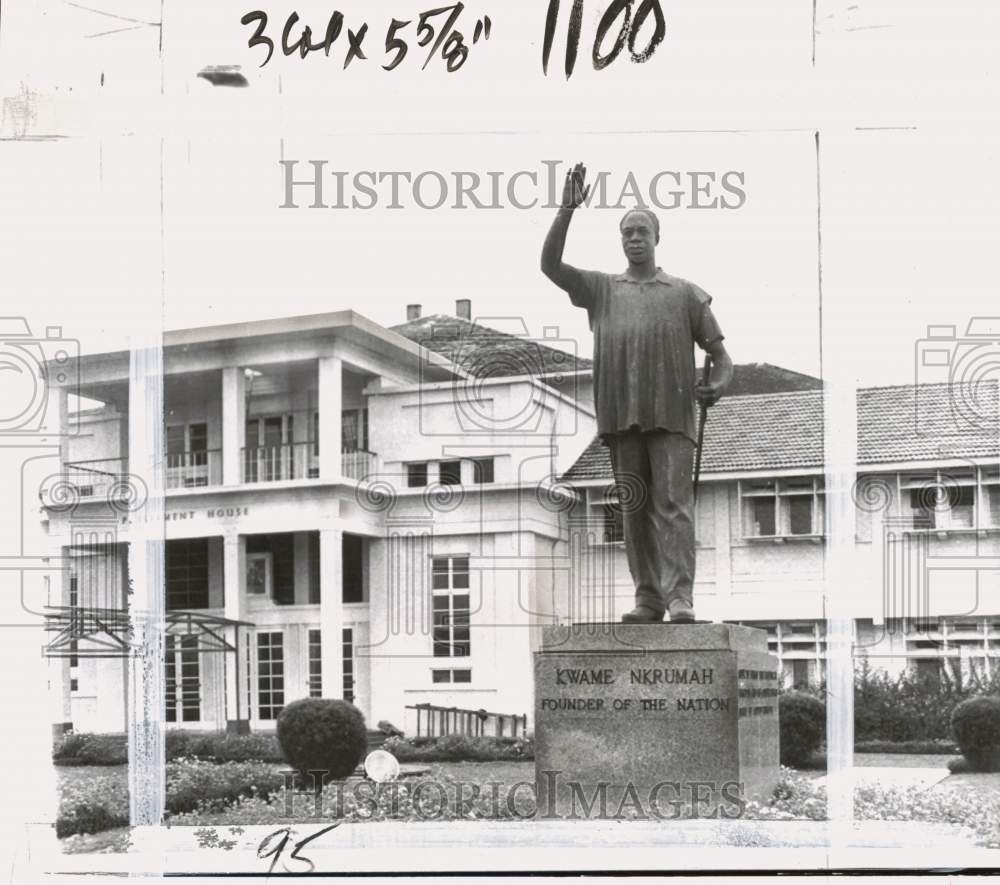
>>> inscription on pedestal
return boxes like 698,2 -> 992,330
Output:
540,665 -> 730,714
534,624 -> 780,818
737,668 -> 779,719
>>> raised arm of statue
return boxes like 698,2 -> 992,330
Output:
541,162 -> 593,301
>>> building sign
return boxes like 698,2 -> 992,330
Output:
166,507 -> 250,522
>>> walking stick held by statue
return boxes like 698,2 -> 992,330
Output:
693,354 -> 713,505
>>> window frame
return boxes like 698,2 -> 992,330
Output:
431,668 -> 472,684
431,555 -> 472,661
307,629 -> 322,698
256,631 -> 285,721
439,460 -> 462,486
166,538 -> 210,610
165,634 -> 201,723
407,462 -> 429,488
472,457 -> 495,485
899,467 -> 993,532
739,477 -> 825,540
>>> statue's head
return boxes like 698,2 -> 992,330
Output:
619,208 -> 660,266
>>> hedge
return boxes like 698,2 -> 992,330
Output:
855,656 -> 1000,743
854,739 -> 959,755
382,734 -> 534,762
53,733 -> 128,767
951,696 -> 1000,772
276,699 -> 368,785
779,692 -> 826,767
53,731 -> 286,766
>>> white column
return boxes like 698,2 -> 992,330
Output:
223,532 -> 248,725
319,527 -> 344,698
318,356 -> 342,481
222,366 -> 246,486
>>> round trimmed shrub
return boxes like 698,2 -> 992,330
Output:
779,691 -> 826,767
276,699 -> 368,786
951,696 -> 1000,772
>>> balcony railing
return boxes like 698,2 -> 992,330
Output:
61,458 -> 130,502
342,448 -> 376,481
240,443 -> 377,484
166,449 -> 222,490
55,445 -> 377,502
242,442 -> 318,483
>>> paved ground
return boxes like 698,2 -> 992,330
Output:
817,766 -> 950,790
854,753 -> 957,769
932,771 -> 1000,796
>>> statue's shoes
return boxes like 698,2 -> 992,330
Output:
621,605 -> 666,624
668,602 -> 696,624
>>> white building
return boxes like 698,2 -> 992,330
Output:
41,305 -> 1000,736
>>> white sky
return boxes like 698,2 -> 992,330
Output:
1,0 -> 999,388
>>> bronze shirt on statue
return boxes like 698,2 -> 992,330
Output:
567,268 -> 724,444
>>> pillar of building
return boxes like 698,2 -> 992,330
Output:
223,531 -> 249,731
222,367 -> 247,486
319,527 -> 344,699
318,356 -> 343,481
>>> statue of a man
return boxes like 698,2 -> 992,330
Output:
541,162 -> 733,624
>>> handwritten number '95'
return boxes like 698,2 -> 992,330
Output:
257,823 -> 341,875
543,0 -> 665,77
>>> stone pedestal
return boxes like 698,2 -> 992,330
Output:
534,623 -> 779,820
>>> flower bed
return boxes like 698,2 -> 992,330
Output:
57,759 -> 290,837
747,768 -> 1000,847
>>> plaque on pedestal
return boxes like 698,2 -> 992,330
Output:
533,623 -> 780,820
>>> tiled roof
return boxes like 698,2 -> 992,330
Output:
391,314 -> 591,378
858,381 -> 999,465
723,363 -> 822,396
562,381 -> 999,481
392,315 -> 827,398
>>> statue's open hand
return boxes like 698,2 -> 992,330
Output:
561,162 -> 591,209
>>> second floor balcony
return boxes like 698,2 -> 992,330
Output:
61,442 -> 379,503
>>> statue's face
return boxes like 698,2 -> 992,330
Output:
620,212 -> 658,265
